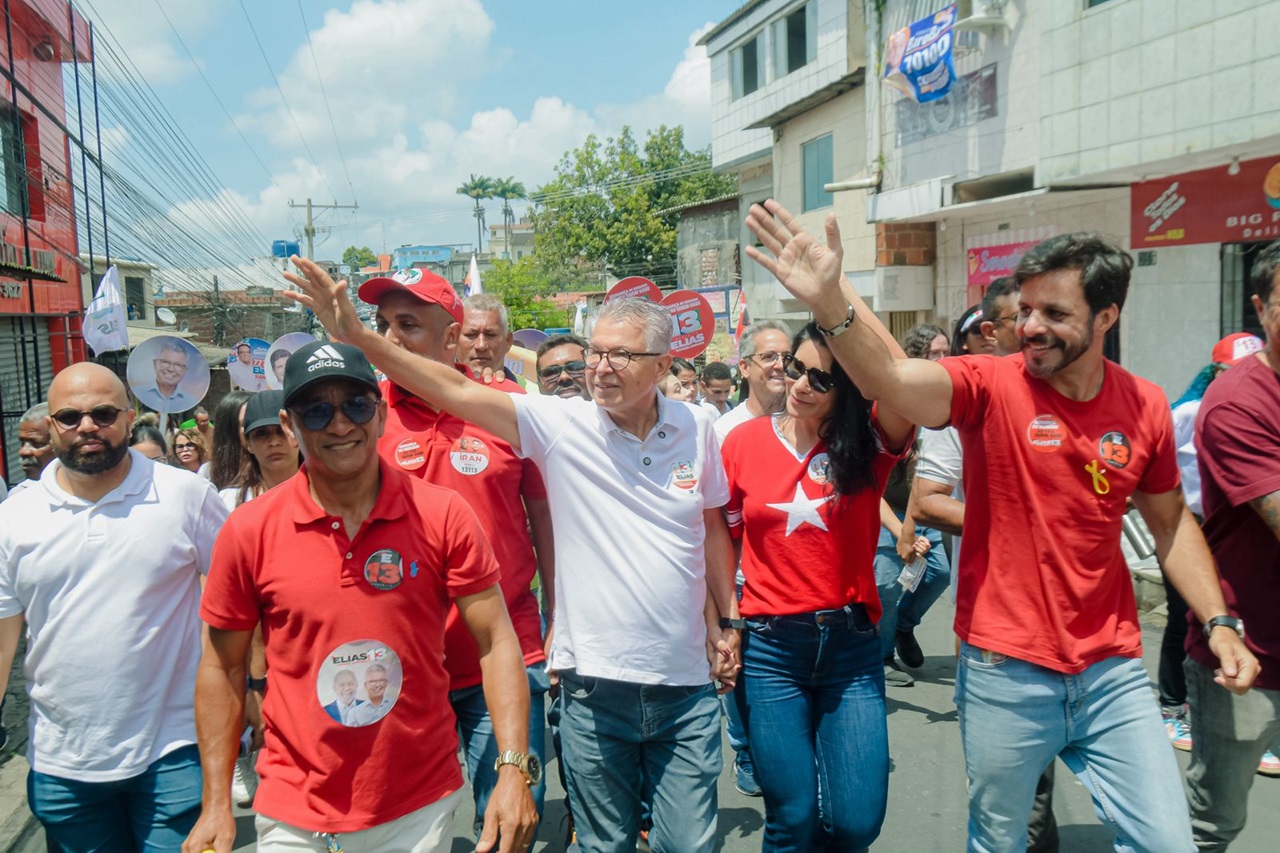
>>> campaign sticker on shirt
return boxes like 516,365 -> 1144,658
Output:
316,640 -> 403,728
364,548 -> 404,591
450,436 -> 490,476
395,438 -> 426,471
672,460 -> 698,491
1098,431 -> 1131,469
808,453 -> 831,485
1027,414 -> 1066,453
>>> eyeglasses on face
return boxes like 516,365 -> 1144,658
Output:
748,350 -> 791,366
153,358 -> 187,371
292,396 -> 378,431
990,313 -> 1018,327
174,442 -> 197,452
582,347 -> 663,371
782,354 -> 835,394
538,360 -> 587,381
50,405 -> 124,430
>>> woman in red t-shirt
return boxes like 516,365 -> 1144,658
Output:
722,322 -> 913,852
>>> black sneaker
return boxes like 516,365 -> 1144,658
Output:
896,630 -> 925,669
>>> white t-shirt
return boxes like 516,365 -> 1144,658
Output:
713,402 -> 757,446
1172,399 -> 1202,516
227,359 -> 264,392
915,425 -> 965,600
512,392 -> 730,685
0,450 -> 228,781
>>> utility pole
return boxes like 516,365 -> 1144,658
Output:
288,198 -> 359,259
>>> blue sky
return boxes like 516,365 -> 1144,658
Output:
78,0 -> 741,260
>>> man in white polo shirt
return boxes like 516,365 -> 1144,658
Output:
284,257 -> 740,853
0,362 -> 227,850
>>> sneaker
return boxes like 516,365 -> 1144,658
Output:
884,659 -> 915,687
734,755 -> 763,797
231,754 -> 258,807
1259,750 -> 1280,777
896,629 -> 925,669
1163,710 -> 1192,752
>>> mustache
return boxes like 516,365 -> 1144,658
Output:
1021,334 -> 1064,348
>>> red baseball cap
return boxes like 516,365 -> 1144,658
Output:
358,268 -> 463,324
1211,332 -> 1264,366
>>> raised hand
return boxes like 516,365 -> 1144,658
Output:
282,255 -> 366,343
745,199 -> 846,311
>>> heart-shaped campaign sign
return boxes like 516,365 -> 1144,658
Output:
605,276 -> 661,303
661,290 -> 715,359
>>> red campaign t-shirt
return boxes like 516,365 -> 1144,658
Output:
943,354 -> 1180,673
379,374 -> 546,690
201,461 -> 501,834
1189,355 -> 1280,690
721,414 -> 900,620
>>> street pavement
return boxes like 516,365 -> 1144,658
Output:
3,599 -> 1277,851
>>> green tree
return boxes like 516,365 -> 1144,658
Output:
491,176 -> 528,259
483,256 -> 572,331
530,125 -> 736,286
456,174 -> 495,252
341,245 -> 378,270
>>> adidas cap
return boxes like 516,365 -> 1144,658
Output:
283,340 -> 382,407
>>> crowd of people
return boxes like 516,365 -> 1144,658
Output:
0,200 -> 1276,853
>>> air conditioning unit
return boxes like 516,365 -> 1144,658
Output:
954,0 -> 1009,31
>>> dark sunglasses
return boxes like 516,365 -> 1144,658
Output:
174,442 -> 197,452
539,360 -> 587,381
782,354 -> 834,394
292,396 -> 378,431
51,405 -> 124,429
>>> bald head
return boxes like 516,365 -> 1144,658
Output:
48,363 -> 129,412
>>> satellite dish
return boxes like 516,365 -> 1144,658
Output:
156,307 -> 177,325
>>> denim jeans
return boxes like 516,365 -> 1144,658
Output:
28,743 -> 202,852
558,669 -> 721,853
955,643 -> 1193,852
873,523 -> 949,661
1184,658 -> 1280,851
449,662 -> 549,843
736,605 -> 888,853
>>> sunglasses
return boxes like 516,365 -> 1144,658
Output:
782,354 -> 834,394
292,396 -> 378,431
174,443 -> 197,452
538,360 -> 586,381
50,405 -> 124,429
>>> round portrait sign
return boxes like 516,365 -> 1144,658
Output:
264,331 -> 318,390
661,290 -> 715,359
226,337 -> 270,392
126,336 -> 210,415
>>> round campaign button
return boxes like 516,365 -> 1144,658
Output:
1027,414 -> 1066,454
450,436 -> 490,476
395,437 -> 426,471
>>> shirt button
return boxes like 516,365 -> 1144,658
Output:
331,521 -> 340,530
658,431 -> 666,439
346,552 -> 353,559
643,457 -> 652,465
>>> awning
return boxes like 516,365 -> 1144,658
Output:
126,324 -> 194,350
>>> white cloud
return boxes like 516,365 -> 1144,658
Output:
80,0 -> 226,81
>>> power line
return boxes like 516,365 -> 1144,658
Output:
296,0 -> 356,203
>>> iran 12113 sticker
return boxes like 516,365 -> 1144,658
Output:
317,640 -> 403,728
450,436 -> 490,475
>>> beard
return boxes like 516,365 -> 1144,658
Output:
1022,325 -> 1093,379
58,436 -> 130,475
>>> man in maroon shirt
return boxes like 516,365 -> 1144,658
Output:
1188,240 -> 1280,850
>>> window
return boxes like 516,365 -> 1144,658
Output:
802,134 -> 833,212
731,35 -> 762,99
0,108 -> 27,217
125,276 -> 146,320
772,3 -> 818,78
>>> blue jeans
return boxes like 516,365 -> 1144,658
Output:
558,669 -> 721,853
874,523 -> 949,660
28,744 -> 202,853
450,662 -> 549,843
736,605 -> 888,853
955,643 -> 1194,852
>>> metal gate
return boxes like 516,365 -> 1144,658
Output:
0,316 -> 55,483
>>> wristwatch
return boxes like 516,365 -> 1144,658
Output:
719,617 -> 748,630
246,675 -> 267,692
1203,615 -> 1245,640
816,302 -> 856,338
494,750 -> 543,786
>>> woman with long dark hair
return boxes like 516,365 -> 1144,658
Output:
209,390 -> 252,489
721,322 -> 915,851
128,424 -> 169,464
218,390 -> 300,510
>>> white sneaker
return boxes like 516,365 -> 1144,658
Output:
231,753 -> 258,808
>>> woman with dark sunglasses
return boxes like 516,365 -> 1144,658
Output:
721,322 -> 915,851
172,428 -> 210,478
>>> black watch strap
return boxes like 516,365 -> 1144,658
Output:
1203,615 -> 1244,639
247,675 -> 267,692
719,617 -> 748,630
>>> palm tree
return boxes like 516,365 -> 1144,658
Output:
491,176 -> 527,260
456,174 -> 495,253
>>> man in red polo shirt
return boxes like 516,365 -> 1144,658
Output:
357,268 -> 553,839
184,341 -> 538,853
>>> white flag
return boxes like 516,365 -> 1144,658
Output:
466,253 -> 483,296
82,265 -> 130,354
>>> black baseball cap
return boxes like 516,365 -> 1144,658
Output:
282,341 -> 381,407
242,390 -> 285,435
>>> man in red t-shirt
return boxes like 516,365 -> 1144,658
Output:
357,268 -> 554,840
1186,241 -> 1280,850
184,341 -> 538,853
746,199 -> 1258,852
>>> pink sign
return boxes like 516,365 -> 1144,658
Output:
966,240 -> 1039,287
661,290 -> 715,359
605,276 -> 661,302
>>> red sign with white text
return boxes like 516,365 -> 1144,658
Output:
605,276 -> 661,302
661,290 -> 714,359
1130,155 -> 1280,248
966,240 -> 1040,287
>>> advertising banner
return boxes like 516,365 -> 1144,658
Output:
1131,155 -> 1280,248
883,3 -> 958,104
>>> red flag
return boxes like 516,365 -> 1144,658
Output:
733,289 -> 749,349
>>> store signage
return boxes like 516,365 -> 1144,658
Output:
1131,155 -> 1280,247
0,240 -> 57,277
883,3 -> 958,104
966,239 -> 1039,287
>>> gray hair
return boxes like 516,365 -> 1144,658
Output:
364,663 -> 388,677
739,320 -> 793,359
22,403 -> 48,423
595,298 -> 672,353
463,294 -> 509,335
158,342 -> 187,360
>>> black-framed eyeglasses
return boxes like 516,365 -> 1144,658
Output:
538,360 -> 587,381
782,354 -> 834,394
50,405 -> 124,430
174,442 -> 197,452
582,347 -> 663,371
748,350 -> 791,366
292,396 -> 379,431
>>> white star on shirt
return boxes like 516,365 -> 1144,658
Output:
767,483 -> 831,535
